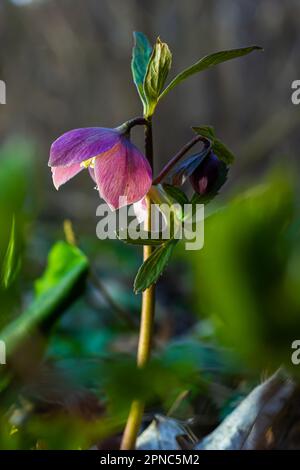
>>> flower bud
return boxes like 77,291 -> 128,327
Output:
189,151 -> 227,196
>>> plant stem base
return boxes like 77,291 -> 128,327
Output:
120,400 -> 144,450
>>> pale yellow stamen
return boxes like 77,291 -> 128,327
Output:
80,157 -> 96,169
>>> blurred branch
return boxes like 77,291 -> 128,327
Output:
63,219 -> 77,246
167,389 -> 190,417
89,271 -> 137,329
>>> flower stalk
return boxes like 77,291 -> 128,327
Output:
153,134 -> 210,184
120,119 -> 155,450
119,116 -> 148,135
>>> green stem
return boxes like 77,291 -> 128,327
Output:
120,119 -> 155,450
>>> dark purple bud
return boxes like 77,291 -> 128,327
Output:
189,152 -> 227,196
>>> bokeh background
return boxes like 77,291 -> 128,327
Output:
1,0 -> 300,227
0,0 -> 300,450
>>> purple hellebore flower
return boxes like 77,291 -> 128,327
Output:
189,151 -> 226,195
49,126 -> 152,210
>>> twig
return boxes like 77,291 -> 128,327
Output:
153,135 -> 210,184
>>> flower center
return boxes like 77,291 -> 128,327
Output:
80,157 -> 96,169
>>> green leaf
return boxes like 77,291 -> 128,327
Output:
192,125 -> 216,140
131,32 -> 152,108
193,126 -> 235,164
160,45 -> 263,100
162,184 -> 189,207
143,37 -> 172,117
0,241 -> 89,356
117,229 -> 164,246
134,239 -> 177,293
0,216 -> 21,289
212,139 -> 235,165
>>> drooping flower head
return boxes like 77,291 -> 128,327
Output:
171,148 -> 228,201
49,123 -> 152,210
189,151 -> 227,195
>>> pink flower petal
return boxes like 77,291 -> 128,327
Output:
51,164 -> 83,190
133,197 -> 148,224
88,167 -> 96,183
94,138 -> 152,210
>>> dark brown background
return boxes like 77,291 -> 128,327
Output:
0,0 -> 299,228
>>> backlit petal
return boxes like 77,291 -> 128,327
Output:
94,138 -> 152,210
88,166 -> 96,183
49,127 -> 120,167
133,197 -> 148,224
51,164 -> 83,190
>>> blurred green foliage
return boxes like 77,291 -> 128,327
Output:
191,170 -> 300,373
1,143 -> 300,449
0,138 -> 36,328
1,216 -> 20,290
1,241 -> 89,357
0,136 -> 236,448
1,0 -> 300,450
